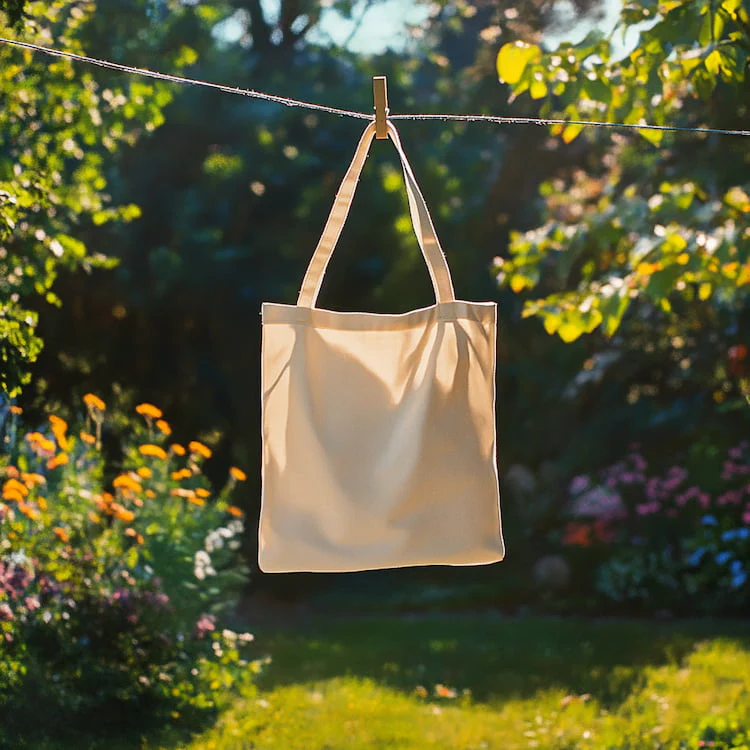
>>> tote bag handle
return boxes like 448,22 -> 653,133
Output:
297,121 -> 456,308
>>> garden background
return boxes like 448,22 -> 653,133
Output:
1,0 -> 749,747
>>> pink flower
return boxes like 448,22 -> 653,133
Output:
744,511 -> 750,525
699,493 -> 711,509
717,491 -> 741,506
630,454 -> 647,472
729,447 -> 743,460
636,502 -> 660,516
24,596 -> 40,611
569,475 -> 591,494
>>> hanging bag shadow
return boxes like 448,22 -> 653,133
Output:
259,121 -> 504,572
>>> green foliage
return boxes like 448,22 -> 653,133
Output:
0,395 -> 258,745
495,0 -> 750,344
0,1 -> 173,396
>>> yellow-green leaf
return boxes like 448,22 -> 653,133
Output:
562,123 -> 584,144
638,126 -> 663,146
530,79 -> 548,99
497,42 -> 541,85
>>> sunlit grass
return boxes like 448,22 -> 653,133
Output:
183,615 -> 750,750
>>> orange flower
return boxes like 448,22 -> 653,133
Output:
113,474 -> 141,493
133,497 -> 144,508
170,443 -> 186,456
3,466 -> 20,479
49,415 -> 70,450
17,502 -> 40,521
94,493 -> 114,512
80,431 -> 97,445
135,403 -> 163,419
562,522 -> 592,547
2,487 -> 25,503
37,497 -> 48,511
47,453 -> 69,470
88,511 -> 101,524
125,527 -> 138,538
156,419 -> 172,436
196,488 -> 211,498
188,441 -> 212,459
83,393 -> 106,411
21,472 -> 46,487
230,466 -> 247,482
186,495 -> 206,507
139,444 -> 168,460
9,405 -> 22,415
53,527 -> 70,543
170,488 -> 196,499
145,489 -> 156,499
170,469 -> 192,481
3,478 -> 28,499
227,505 -> 244,518
136,466 -> 152,479
112,504 -> 135,523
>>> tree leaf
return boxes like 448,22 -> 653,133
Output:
497,42 -> 541,85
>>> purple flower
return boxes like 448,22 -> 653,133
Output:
569,475 -> 591,494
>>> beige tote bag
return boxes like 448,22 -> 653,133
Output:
259,121 -> 504,573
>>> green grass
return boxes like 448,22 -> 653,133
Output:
180,614 -> 750,750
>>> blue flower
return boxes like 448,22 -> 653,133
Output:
701,515 -> 718,526
737,528 -> 750,540
688,548 -> 706,567
715,551 -> 732,565
731,571 -> 747,589
730,560 -> 743,575
721,530 -> 737,542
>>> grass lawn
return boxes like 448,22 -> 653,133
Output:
180,614 -> 750,750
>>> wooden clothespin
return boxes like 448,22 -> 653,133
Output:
373,76 -> 389,139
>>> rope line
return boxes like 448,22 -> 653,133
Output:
2,36 -> 750,137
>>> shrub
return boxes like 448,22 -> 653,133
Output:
0,395 -> 259,744
558,442 -> 750,614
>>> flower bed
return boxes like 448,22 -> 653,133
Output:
0,396 -> 260,742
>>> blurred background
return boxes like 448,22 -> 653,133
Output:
1,0 -> 749,745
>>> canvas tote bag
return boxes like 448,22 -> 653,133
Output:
259,120 -> 504,572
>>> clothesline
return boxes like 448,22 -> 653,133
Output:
2,36 -> 750,138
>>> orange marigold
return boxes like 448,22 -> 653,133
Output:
226,505 -> 244,518
2,487 -> 25,503
49,415 -> 70,450
112,504 -> 135,523
170,443 -> 186,456
229,466 -> 247,482
135,403 -> 163,419
171,469 -> 192,481
3,478 -> 28,498
18,502 -> 40,521
47,453 -> 69,470
156,419 -> 172,436
37,497 -> 48,511
21,472 -> 46,487
186,495 -> 206,507
170,488 -> 196,499
139,444 -> 168,460
9,405 -> 22,415
195,488 -> 211,498
188,441 -> 212,459
145,489 -> 156,499
80,431 -> 97,445
113,474 -> 141,493
89,511 -> 101,524
3,466 -> 20,479
83,393 -> 106,411
136,466 -> 152,479
53,527 -> 69,543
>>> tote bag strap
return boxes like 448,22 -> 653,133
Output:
297,121 -> 456,308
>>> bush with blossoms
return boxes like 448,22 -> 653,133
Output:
0,395 -> 261,742
557,441 -> 750,614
